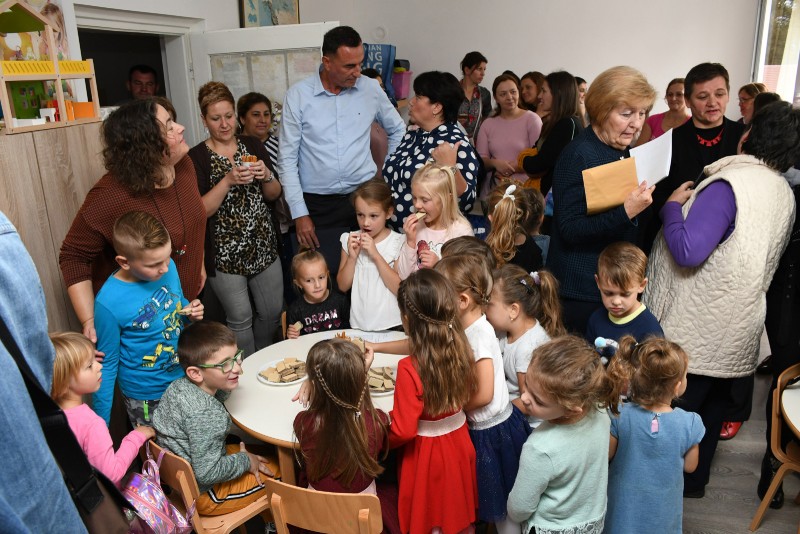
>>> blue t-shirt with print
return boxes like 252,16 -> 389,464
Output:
93,259 -> 188,424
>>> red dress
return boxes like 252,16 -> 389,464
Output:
389,356 -> 477,534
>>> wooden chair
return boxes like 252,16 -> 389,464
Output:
146,441 -> 272,534
281,310 -> 288,340
264,478 -> 382,534
750,363 -> 800,532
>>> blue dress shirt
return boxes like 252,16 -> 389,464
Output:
277,71 -> 406,219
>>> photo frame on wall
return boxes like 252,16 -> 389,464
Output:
240,0 -> 299,28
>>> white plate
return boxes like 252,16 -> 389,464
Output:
256,359 -> 308,386
368,366 -> 396,397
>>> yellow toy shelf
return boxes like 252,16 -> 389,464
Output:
0,57 -> 101,134
0,61 -> 56,76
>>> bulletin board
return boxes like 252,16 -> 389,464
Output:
209,46 -> 318,107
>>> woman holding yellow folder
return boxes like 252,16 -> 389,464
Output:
547,66 -> 656,333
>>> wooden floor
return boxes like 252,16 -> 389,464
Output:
684,372 -> 800,534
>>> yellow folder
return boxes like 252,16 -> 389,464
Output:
582,157 -> 638,215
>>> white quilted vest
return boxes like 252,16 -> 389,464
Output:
644,155 -> 795,378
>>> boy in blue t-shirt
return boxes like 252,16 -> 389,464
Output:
94,211 -> 204,426
586,241 -> 663,347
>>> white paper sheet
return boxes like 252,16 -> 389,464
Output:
630,128 -> 672,186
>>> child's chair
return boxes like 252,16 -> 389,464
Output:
750,362 -> 800,532
146,441 -> 272,534
264,478 -> 382,534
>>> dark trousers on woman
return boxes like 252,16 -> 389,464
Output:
765,282 -> 800,450
292,193 -> 358,294
677,373 -> 733,494
724,374 -> 755,422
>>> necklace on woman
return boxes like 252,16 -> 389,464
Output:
697,126 -> 724,147
150,174 -> 188,257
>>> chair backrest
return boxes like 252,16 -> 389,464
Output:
772,363 -> 800,462
264,479 -> 382,534
280,310 -> 287,340
146,441 -> 203,525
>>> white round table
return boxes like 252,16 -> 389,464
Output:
225,329 -> 407,485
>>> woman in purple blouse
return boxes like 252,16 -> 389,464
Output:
644,101 -> 800,500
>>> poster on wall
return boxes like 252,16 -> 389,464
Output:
210,48 -> 318,108
1,1 -> 71,62
239,0 -> 299,28
0,0 -> 75,112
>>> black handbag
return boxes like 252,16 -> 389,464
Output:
0,316 -> 131,534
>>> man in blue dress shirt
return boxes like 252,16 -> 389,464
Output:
278,26 -> 405,273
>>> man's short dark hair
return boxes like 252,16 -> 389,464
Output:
743,101 -> 800,172
322,26 -> 362,57
129,64 -> 158,83
684,62 -> 729,98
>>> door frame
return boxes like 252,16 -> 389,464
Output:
73,4 -> 205,143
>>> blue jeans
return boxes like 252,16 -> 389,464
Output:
208,260 -> 283,356
0,211 -> 87,532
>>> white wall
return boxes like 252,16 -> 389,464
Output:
73,0 -> 239,31
300,0 -> 761,116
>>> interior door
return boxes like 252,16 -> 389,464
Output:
186,21 -> 338,144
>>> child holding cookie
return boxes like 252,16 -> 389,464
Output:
337,180 -> 404,331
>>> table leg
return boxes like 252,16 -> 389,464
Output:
278,445 -> 296,486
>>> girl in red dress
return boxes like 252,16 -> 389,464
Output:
390,269 -> 478,533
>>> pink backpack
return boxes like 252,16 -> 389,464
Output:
124,442 -> 195,534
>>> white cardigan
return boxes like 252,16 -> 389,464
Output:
644,155 -> 795,378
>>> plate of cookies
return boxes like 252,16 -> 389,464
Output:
257,358 -> 308,386
368,366 -> 396,397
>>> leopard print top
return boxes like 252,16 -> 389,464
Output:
207,140 -> 278,275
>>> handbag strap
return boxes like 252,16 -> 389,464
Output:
0,315 -> 106,514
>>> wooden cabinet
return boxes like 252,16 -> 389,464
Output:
0,121 -> 105,331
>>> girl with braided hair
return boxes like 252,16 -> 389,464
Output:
434,255 -> 530,532
292,338 -> 399,532
390,269 -> 478,534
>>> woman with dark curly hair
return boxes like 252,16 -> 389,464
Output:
190,81 -> 283,355
59,98 -> 206,345
644,101 -> 800,499
382,71 -> 479,231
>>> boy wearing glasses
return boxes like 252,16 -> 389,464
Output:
94,211 -> 204,427
152,321 -> 278,515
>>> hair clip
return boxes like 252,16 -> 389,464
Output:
502,184 -> 517,200
519,278 -> 534,294
530,271 -> 541,285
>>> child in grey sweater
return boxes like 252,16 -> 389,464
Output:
153,321 -> 278,516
